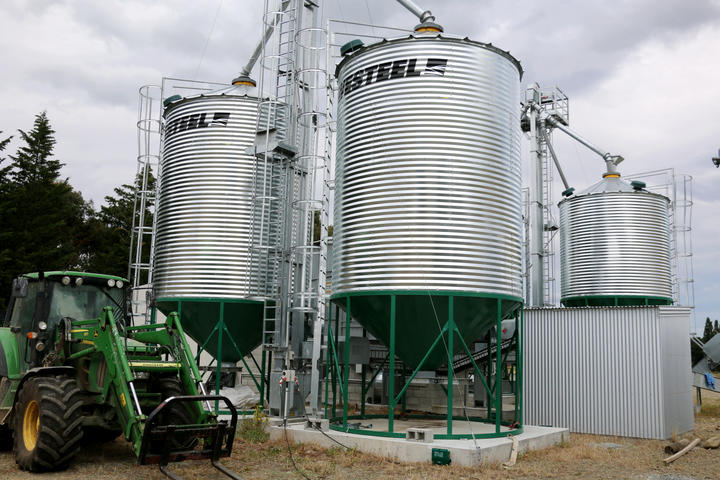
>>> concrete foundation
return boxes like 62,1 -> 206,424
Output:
269,418 -> 568,466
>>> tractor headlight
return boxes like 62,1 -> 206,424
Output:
107,279 -> 116,287
116,280 -> 124,288
35,342 -> 45,351
75,277 -> 83,286
61,276 -> 71,286
38,321 -> 48,331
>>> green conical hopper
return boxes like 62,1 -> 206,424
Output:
155,297 -> 263,363
331,292 -> 522,370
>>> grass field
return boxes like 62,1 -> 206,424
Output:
1,390 -> 718,479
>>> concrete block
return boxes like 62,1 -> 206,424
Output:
406,428 -> 434,443
305,417 -> 329,432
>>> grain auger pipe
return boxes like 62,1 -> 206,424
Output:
395,0 -> 443,32
541,112 -> 625,178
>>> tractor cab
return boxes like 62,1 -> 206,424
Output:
3,271 -> 129,369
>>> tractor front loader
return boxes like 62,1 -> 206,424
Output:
0,272 -> 242,479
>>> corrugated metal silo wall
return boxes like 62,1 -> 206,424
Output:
523,306 -> 693,439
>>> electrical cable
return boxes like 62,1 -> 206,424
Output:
194,0 -> 224,79
283,415 -> 313,480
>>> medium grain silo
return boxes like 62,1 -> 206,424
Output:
559,175 -> 673,307
331,32 -> 524,371
153,77 -> 270,362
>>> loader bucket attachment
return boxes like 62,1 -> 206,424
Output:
137,395 -> 237,467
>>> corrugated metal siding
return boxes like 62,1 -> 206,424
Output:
523,306 -> 692,439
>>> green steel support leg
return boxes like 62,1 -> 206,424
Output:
388,295 -> 396,433
265,349 -> 272,404
216,302 -> 224,413
495,299 -> 502,434
401,368 -> 407,416
361,364 -> 367,417
333,304 -> 339,418
486,330 -> 492,422
260,349 -> 266,408
343,297 -> 351,429
447,296 -> 454,436
150,306 -> 157,325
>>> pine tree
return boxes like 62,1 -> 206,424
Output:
0,131 -> 14,313
0,113 -> 93,310
703,317 -> 715,342
9,112 -> 62,184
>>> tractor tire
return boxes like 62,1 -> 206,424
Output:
13,376 -> 84,472
150,375 -> 197,453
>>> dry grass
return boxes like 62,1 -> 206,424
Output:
1,391 -> 718,479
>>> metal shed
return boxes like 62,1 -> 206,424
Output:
523,306 -> 693,439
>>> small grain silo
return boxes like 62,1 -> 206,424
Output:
153,77 -> 273,364
559,175 -> 672,307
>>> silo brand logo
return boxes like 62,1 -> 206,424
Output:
165,112 -> 231,138
339,58 -> 448,99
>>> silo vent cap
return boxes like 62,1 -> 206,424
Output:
562,187 -> 575,197
631,180 -> 646,191
163,95 -> 182,108
414,21 -> 444,33
231,75 -> 256,87
340,39 -> 364,57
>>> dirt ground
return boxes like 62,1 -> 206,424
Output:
1,390 -> 719,480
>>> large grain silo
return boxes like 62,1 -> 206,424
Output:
329,28 -> 524,438
559,175 -> 672,307
153,77 -> 275,363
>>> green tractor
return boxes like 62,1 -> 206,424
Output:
0,271 -> 241,479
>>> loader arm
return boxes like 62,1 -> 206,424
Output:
65,309 -> 228,461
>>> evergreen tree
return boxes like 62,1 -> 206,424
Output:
86,168 -> 155,282
0,132 -> 12,186
703,317 -> 715,342
715,320 -> 720,335
0,113 -> 93,310
9,112 -> 62,184
0,131 -> 14,313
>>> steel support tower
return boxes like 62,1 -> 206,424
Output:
524,84 -> 569,307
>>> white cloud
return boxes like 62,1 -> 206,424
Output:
1,0 -> 719,329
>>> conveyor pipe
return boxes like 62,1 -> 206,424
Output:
395,0 -> 436,23
239,0 -> 292,77
543,113 -> 623,175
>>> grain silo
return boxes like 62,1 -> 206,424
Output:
559,175 -> 672,307
329,25 -> 524,438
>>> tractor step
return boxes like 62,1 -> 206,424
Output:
137,395 -> 238,467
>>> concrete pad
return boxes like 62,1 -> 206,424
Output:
269,419 -> 569,466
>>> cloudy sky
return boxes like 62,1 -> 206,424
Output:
1,0 -> 719,331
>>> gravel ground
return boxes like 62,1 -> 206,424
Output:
1,390 -> 719,479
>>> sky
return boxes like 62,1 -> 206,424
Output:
1,0 -> 719,332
